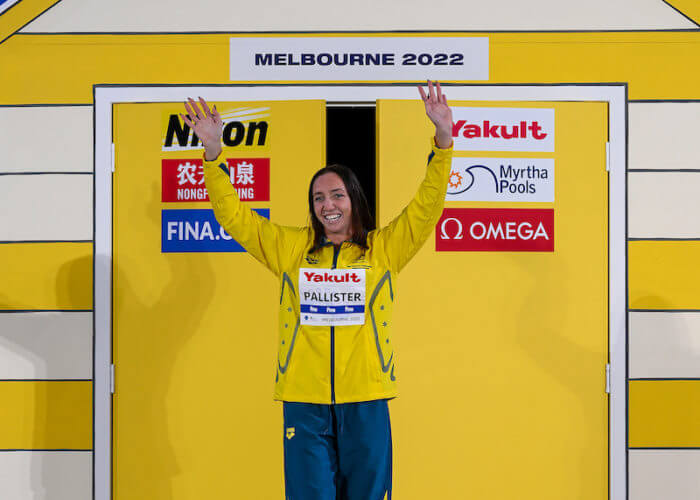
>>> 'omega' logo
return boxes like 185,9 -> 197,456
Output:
440,218 -> 464,240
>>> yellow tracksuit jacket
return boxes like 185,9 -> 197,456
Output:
203,141 -> 453,404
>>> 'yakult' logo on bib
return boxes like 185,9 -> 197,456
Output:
303,271 -> 363,283
299,268 -> 366,326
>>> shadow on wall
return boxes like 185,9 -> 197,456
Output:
514,256 -> 605,500
0,253 -> 92,499
111,183 -> 215,499
55,256 -> 93,310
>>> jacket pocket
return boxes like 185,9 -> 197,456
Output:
278,272 -> 300,375
368,270 -> 394,375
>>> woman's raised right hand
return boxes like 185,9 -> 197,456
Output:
181,97 -> 223,160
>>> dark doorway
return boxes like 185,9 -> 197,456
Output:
326,105 -> 376,225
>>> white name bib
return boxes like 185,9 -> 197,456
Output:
299,268 -> 366,326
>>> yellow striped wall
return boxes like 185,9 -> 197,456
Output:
0,32 -> 698,104
0,1 -> 699,497
629,380 -> 700,448
0,243 -> 92,310
0,381 -> 92,450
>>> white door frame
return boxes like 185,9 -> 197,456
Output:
94,83 -> 627,500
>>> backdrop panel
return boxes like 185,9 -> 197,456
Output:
377,99 -> 609,500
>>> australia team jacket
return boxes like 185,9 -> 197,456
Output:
203,140 -> 453,404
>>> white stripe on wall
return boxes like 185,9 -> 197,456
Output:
0,175 -> 92,241
18,0 -> 695,31
0,451 -> 91,500
629,103 -> 700,171
630,449 -> 700,500
629,172 -> 700,238
0,107 -> 92,173
0,312 -> 92,380
630,312 -> 700,379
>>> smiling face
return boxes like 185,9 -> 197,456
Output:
312,172 -> 353,242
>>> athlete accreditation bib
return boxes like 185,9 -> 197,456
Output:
299,268 -> 366,326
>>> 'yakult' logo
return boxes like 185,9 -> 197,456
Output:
450,107 -> 555,152
303,271 -> 362,283
436,208 -> 554,252
452,120 -> 546,140
446,158 -> 554,202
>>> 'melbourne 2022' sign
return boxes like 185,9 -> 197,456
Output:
230,37 -> 489,81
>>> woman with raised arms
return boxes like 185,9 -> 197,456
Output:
181,81 -> 453,500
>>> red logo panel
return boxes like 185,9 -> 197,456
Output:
226,158 -> 270,202
436,208 -> 554,252
162,158 -> 270,202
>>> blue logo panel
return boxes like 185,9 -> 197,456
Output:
161,208 -> 270,253
300,305 -> 366,314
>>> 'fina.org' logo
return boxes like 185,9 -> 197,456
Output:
446,158 -> 554,202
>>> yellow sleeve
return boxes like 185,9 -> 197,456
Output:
203,154 -> 309,276
373,139 -> 453,273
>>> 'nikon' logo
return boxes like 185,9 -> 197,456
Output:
163,114 -> 269,150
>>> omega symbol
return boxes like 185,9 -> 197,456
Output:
440,218 -> 464,240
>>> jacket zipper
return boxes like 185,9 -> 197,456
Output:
330,244 -> 341,404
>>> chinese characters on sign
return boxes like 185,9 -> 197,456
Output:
161,158 -> 271,202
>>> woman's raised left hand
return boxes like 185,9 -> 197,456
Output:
418,80 -> 453,149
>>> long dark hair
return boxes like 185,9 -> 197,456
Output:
307,164 -> 375,254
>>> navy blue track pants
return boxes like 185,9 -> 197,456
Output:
282,399 -> 392,500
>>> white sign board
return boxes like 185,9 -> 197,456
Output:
446,158 -> 555,202
451,107 -> 555,152
230,37 -> 489,81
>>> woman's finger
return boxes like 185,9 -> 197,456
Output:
198,97 -> 212,117
187,97 -> 203,120
418,85 -> 428,102
436,81 -> 443,102
427,80 -> 435,101
184,100 -> 200,122
212,105 -> 223,125
180,113 -> 194,129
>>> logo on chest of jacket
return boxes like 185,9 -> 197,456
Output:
348,252 -> 371,269
305,254 -> 320,265
286,427 -> 296,439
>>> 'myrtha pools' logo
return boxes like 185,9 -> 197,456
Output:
446,158 -> 554,203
